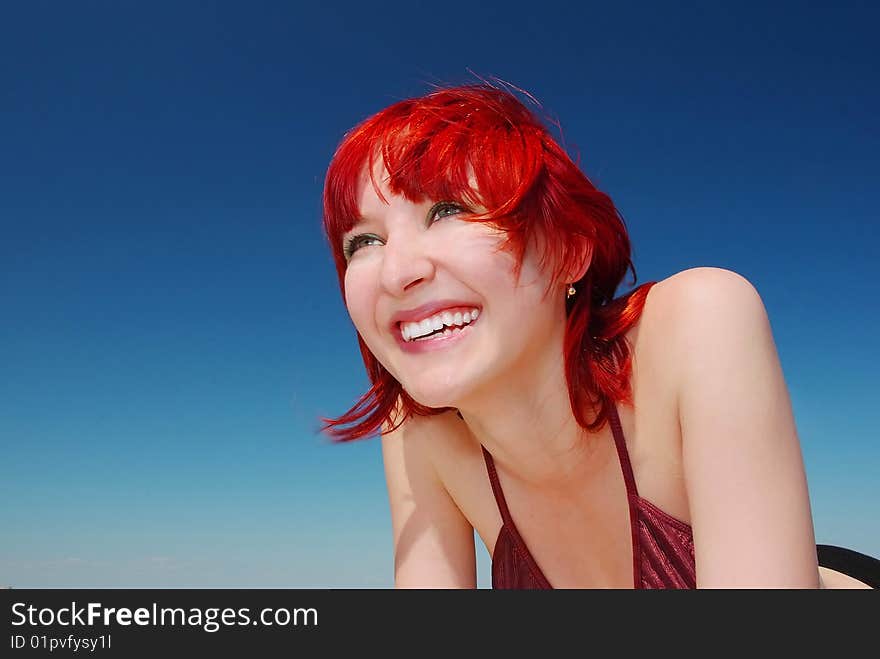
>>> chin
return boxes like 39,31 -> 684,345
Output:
402,380 -> 466,411
404,390 -> 458,411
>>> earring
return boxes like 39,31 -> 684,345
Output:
566,284 -> 576,299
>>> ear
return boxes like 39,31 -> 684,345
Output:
562,240 -> 593,284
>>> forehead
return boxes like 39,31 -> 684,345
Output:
350,161 -> 414,229
355,160 -> 393,207
354,157 -> 482,216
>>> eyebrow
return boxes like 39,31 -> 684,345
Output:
347,217 -> 367,231
342,217 -> 368,238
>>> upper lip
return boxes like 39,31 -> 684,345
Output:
390,299 -> 482,330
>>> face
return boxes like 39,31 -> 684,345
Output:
342,165 -> 567,410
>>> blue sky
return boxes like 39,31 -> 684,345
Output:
1,1 -> 877,587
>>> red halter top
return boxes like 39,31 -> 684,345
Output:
482,404 -> 696,589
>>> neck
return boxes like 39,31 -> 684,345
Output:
456,323 -> 610,491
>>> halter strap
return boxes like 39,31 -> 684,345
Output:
608,403 -> 642,587
481,446 -> 515,527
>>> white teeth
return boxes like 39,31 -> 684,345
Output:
399,307 -> 481,342
413,325 -> 464,342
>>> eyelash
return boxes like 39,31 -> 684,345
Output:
343,201 -> 466,260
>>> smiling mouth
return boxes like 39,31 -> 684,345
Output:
398,314 -> 480,343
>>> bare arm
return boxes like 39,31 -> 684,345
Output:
664,268 -> 819,587
381,408 -> 476,588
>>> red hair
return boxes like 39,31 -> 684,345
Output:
319,84 -> 655,441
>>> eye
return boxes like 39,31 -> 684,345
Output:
428,201 -> 466,221
343,234 -> 380,260
343,201 -> 468,261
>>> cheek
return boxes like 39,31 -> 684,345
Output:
458,231 -> 518,277
343,271 -> 377,331
477,253 -> 523,292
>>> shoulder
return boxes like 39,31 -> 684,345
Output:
627,266 -> 777,445
648,266 -> 764,320
638,267 -> 770,375
382,406 -> 474,460
381,405 -> 483,500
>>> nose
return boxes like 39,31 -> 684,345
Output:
379,227 -> 436,296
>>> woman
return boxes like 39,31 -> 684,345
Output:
319,84 -> 876,588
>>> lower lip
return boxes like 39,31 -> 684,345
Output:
396,318 -> 478,354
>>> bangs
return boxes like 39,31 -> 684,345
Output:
323,87 -> 547,258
